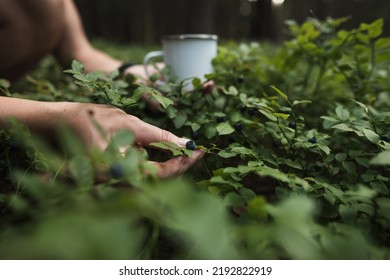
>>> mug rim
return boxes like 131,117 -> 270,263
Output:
162,34 -> 218,41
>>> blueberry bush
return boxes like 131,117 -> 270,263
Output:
1,17 -> 390,259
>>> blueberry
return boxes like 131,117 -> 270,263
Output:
288,121 -> 297,129
109,163 -> 125,179
234,122 -> 243,131
185,140 -> 196,150
308,137 -> 317,144
380,135 -> 389,142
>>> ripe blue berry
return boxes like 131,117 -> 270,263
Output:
185,140 -> 196,150
109,163 -> 125,179
288,121 -> 297,129
308,137 -> 317,144
234,122 -> 243,131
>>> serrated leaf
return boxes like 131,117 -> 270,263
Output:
74,74 -> 91,83
71,60 -> 84,72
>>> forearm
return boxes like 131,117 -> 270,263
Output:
0,97 -> 63,136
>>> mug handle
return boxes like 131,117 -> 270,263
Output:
143,50 -> 164,79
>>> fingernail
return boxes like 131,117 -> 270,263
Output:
194,149 -> 205,158
178,138 -> 190,147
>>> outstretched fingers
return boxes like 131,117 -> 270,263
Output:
151,149 -> 205,179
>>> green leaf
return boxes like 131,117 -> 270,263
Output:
259,109 -> 277,121
224,86 -> 238,96
370,181 -> 388,195
191,123 -> 201,132
332,123 -> 354,132
370,151 -> 390,166
150,143 -> 182,157
204,124 -> 217,139
247,196 -> 268,219
68,155 -> 94,187
111,129 -> 135,148
0,79 -> 10,89
270,85 -> 287,100
150,92 -> 173,109
342,161 -> 357,174
317,144 -> 331,155
360,19 -> 384,38
352,100 -> 369,113
142,86 -> 173,109
292,100 -> 312,106
335,106 -> 350,121
363,129 -> 380,144
274,113 -> 290,120
192,77 -> 202,89
71,60 -> 84,72
218,150 -> 237,158
173,113 -> 187,129
375,37 -> 390,49
73,74 -> 91,83
216,122 -> 235,136
284,159 -> 302,170
335,153 -> 347,162
223,192 -> 245,207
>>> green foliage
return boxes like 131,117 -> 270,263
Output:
1,17 -> 390,259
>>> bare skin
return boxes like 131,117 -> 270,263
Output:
0,0 -> 204,179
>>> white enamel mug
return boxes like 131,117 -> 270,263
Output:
144,34 -> 218,91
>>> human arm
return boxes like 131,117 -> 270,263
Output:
53,0 -> 153,81
0,97 -> 204,178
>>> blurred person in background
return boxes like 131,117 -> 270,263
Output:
0,0 -> 204,178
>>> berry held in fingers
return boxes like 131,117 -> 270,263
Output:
185,140 -> 197,150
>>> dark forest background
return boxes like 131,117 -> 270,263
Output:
75,0 -> 390,44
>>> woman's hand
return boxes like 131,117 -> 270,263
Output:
55,102 -> 204,178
